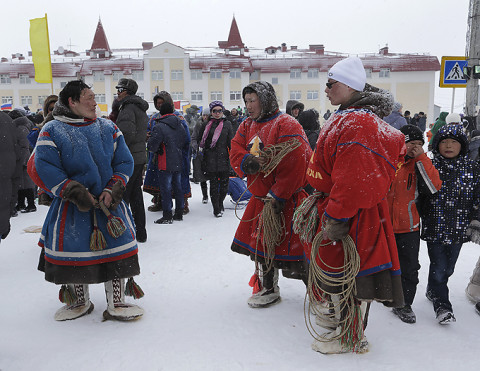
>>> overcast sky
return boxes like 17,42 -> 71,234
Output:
1,0 -> 472,112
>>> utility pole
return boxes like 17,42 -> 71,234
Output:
466,0 -> 480,118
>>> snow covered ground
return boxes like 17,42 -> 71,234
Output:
0,182 -> 478,371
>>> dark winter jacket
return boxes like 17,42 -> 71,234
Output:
416,115 -> 427,132
468,134 -> 480,162
297,109 -> 320,150
198,118 -> 233,173
383,110 -> 407,130
116,94 -> 149,165
13,116 -> 34,189
147,114 -> 189,173
421,124 -> 480,244
0,112 -> 18,238
285,100 -> 304,117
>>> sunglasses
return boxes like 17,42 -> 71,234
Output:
117,88 -> 127,93
326,81 -> 338,89
212,109 -> 223,113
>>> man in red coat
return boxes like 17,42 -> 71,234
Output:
305,57 -> 406,353
230,81 -> 312,308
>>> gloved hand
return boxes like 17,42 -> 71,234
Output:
467,220 -> 480,245
110,181 -> 126,209
243,155 -> 261,174
323,216 -> 350,241
62,180 -> 94,212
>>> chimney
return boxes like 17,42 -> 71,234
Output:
291,46 -> 297,50
1,57 -> 8,62
142,42 -> 153,50
281,43 -> 287,52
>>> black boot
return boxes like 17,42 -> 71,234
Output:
22,189 -> 37,213
154,210 -> 173,224
173,209 -> 183,221
201,181 -> 208,204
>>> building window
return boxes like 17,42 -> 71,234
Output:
307,68 -> 319,78
290,90 -> 301,100
271,77 -> 278,85
21,96 -> 32,105
19,74 -> 31,84
94,94 -> 106,104
229,69 -> 241,79
230,91 -> 242,101
307,90 -> 319,100
1,96 -> 13,104
113,71 -> 124,81
210,69 -> 222,79
290,68 -> 301,79
365,68 -> 372,78
152,70 -> 163,80
38,96 -> 48,105
93,71 -> 105,82
0,74 -> 11,84
379,68 -> 390,78
132,70 -> 144,81
171,92 -> 183,100
210,91 -> 222,101
171,70 -> 183,80
191,70 -> 202,80
191,91 -> 202,101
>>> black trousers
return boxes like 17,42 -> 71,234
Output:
395,231 -> 421,306
206,171 -> 229,214
123,164 -> 146,235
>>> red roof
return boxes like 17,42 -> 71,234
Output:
218,16 -> 245,50
189,55 -> 253,72
0,62 -> 80,78
89,19 -> 111,52
79,58 -> 144,75
250,54 -> 440,73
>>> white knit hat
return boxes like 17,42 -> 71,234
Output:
327,56 -> 366,92
445,112 -> 462,124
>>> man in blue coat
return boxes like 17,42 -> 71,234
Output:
28,80 -> 144,322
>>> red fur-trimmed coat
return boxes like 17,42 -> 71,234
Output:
230,112 -> 312,264
305,107 -> 406,278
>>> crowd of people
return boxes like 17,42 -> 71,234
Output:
1,56 -> 480,355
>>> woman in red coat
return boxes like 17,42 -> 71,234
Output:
305,57 -> 406,354
230,81 -> 312,308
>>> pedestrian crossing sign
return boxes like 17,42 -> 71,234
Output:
440,56 -> 467,88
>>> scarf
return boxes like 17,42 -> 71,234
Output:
200,119 -> 223,149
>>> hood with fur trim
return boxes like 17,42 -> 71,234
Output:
242,81 -> 279,122
153,91 -> 174,110
340,83 -> 394,119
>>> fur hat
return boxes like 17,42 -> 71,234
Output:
327,56 -> 366,92
115,78 -> 138,94
445,112 -> 462,124
190,105 -> 199,111
209,101 -> 224,111
400,124 -> 424,144
297,109 -> 320,131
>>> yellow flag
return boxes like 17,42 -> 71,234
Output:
29,15 -> 52,83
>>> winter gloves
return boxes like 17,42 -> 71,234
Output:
243,155 -> 261,174
62,180 -> 94,212
467,220 -> 480,245
110,181 -> 126,209
323,217 -> 350,241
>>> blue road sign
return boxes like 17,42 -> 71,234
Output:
440,56 -> 467,88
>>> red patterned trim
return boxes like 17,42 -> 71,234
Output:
44,248 -> 138,266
